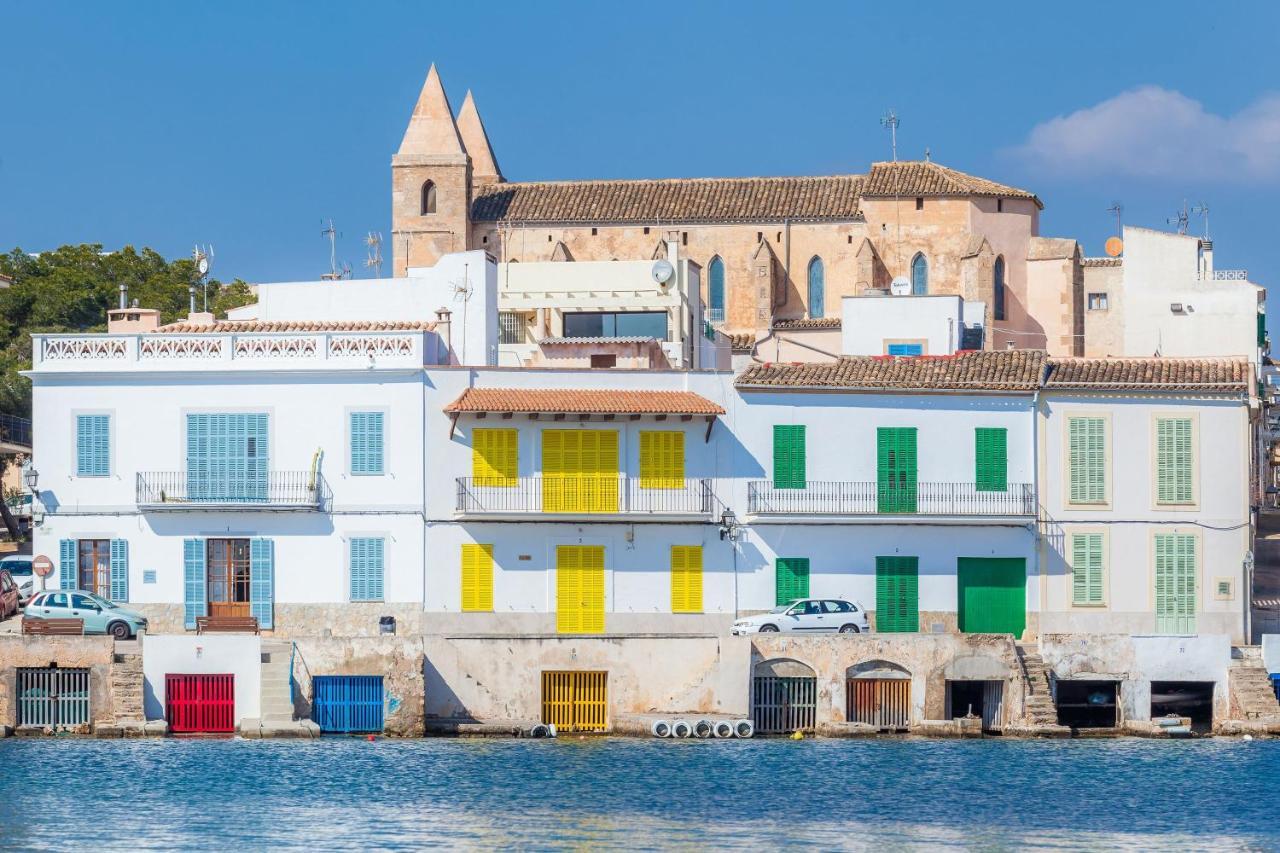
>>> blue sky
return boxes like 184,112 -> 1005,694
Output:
3,1 -> 1279,321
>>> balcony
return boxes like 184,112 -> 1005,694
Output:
456,475 -> 715,519
137,471 -> 331,511
747,481 -> 1035,521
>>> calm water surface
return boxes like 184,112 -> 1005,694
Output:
1,736 -> 1276,850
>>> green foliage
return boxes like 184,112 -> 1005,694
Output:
0,244 -> 256,417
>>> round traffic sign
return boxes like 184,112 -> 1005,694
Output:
32,555 -> 54,578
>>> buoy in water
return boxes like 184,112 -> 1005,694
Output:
1244,734 -> 1254,742
790,730 -> 804,741
366,735 -> 376,742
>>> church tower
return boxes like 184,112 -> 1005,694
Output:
391,65 -> 471,275
456,90 -> 503,187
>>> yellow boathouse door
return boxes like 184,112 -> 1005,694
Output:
556,545 -> 605,633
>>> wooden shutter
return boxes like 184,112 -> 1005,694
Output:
582,545 -> 605,632
249,538 -> 274,629
1155,533 -> 1197,634
109,539 -> 129,603
875,556 -> 919,632
640,431 -> 685,490
1071,533 -> 1104,605
877,428 -> 918,513
974,428 -> 1008,492
671,545 -> 703,613
775,557 -> 810,605
183,538 -> 206,630
1156,418 -> 1193,504
461,543 -> 494,612
59,539 -> 76,590
76,414 -> 110,477
350,412 -> 385,475
772,425 -> 806,489
473,428 -> 517,486
350,537 -> 385,602
1068,417 -> 1106,504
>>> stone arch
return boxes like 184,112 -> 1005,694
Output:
753,657 -> 816,679
846,659 -> 911,680
421,180 -> 437,215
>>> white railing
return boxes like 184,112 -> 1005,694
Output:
456,475 -> 716,516
1204,269 -> 1249,281
747,481 -> 1036,517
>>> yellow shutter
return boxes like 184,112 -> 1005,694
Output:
641,431 -> 685,490
544,430 -> 618,513
543,430 -> 566,512
671,545 -> 703,613
461,544 -> 494,612
473,429 -> 517,487
556,544 -> 581,632
582,545 -> 605,632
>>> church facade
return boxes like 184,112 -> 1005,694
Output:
391,66 -> 1084,354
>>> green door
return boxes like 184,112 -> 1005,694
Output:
957,557 -> 1026,635
875,556 -> 919,632
877,428 -> 917,513
776,557 -> 810,605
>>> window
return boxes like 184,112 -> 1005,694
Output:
498,311 -> 527,344
910,253 -> 928,295
349,537 -> 384,603
589,354 -> 616,369
886,342 -> 923,356
974,428 -> 1008,492
640,431 -> 685,489
875,556 -> 919,632
421,180 -> 436,215
77,539 -> 110,597
707,256 -> 726,323
993,257 -> 1006,321
1071,533 -> 1105,606
542,430 -> 619,513
776,557 -> 810,605
1088,293 -> 1109,311
1155,418 -> 1194,505
997,198 -> 1004,213
772,425 -> 806,489
206,539 -> 252,618
671,545 -> 703,613
562,311 -> 668,340
350,411 -> 385,475
807,256 -> 825,319
76,414 -> 110,477
915,197 -> 924,211
461,544 -> 494,611
1154,533 -> 1197,634
1067,417 -> 1107,505
472,428 -> 518,487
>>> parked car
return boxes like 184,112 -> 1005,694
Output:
731,598 -> 870,635
23,590 -> 148,639
0,570 -> 18,620
0,554 -> 36,605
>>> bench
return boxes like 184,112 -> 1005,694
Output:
22,618 -> 84,636
196,616 -> 260,635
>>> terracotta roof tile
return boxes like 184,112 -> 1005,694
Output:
472,175 -> 864,223
728,332 -> 755,352
1044,357 -> 1250,392
444,388 -> 725,415
1082,257 -> 1123,267
772,318 -> 842,330
156,320 -> 436,333
861,161 -> 1042,208
736,350 -> 1047,392
538,336 -> 659,345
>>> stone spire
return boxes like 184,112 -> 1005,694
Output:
394,64 -> 466,164
456,90 -> 503,184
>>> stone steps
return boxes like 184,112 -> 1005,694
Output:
1017,649 -> 1061,727
260,640 -> 296,722
1230,660 -> 1280,720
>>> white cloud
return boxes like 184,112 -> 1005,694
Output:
1008,86 -> 1280,183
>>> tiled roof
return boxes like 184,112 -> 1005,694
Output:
1044,357 -> 1250,392
728,332 -> 755,352
861,161 -> 1042,208
538,336 -> 659,345
444,388 -> 725,415
773,318 -> 842,330
471,175 -> 864,223
157,320 -> 435,333
736,350 -> 1047,392
1082,257 -> 1123,267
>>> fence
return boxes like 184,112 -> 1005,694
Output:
748,481 -> 1035,516
312,675 -> 385,733
457,476 -> 714,515
166,673 -> 236,733
846,678 -> 910,730
752,675 -> 817,734
17,667 -> 90,728
541,671 -> 608,732
0,413 -> 32,449
137,471 -> 330,508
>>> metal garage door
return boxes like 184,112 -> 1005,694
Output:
166,674 -> 235,733
17,667 -> 90,729
312,675 -> 385,733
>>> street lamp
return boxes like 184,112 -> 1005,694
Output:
23,467 -> 38,492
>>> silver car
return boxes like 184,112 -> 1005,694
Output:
24,590 -> 148,639
0,554 -> 36,606
732,598 -> 870,635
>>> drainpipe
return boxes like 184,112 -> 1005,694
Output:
1033,385 -> 1046,638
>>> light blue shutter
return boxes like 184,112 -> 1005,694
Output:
183,538 -> 206,629
350,412 -> 385,475
109,539 -> 128,603
187,413 -> 269,501
76,414 -> 109,476
60,539 -> 76,590
250,538 -> 274,629
350,537 -> 385,602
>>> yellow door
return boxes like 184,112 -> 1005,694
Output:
557,545 -> 605,633
543,430 -> 618,513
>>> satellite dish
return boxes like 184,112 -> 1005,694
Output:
1105,237 -> 1124,257
890,276 -> 911,296
197,256 -> 210,276
651,259 -> 674,285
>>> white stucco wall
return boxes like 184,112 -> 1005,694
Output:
141,634 -> 262,722
841,294 -> 973,355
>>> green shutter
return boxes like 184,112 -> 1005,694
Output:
1259,311 -> 1266,348
772,425 -> 806,489
1156,418 -> 1193,504
1155,533 -> 1197,634
351,412 -> 385,475
350,537 -> 385,602
1071,533 -> 1104,605
1068,417 -> 1106,504
76,414 -> 110,477
775,557 -> 810,605
877,427 -> 917,513
875,556 -> 919,632
974,428 -> 1007,492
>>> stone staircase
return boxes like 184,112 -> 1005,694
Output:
241,640 -> 319,738
1016,645 -> 1063,729
1229,649 -> 1280,722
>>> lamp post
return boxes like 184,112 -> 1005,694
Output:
24,466 -> 40,528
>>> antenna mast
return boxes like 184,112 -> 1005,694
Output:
192,245 -> 214,312
1106,201 -> 1123,237
321,219 -> 349,280
365,232 -> 384,278
1167,200 -> 1190,236
881,109 -> 903,273
1191,202 -> 1210,241
880,109 -> 900,163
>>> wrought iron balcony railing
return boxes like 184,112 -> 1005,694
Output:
137,471 -> 330,510
456,475 -> 715,516
747,481 -> 1035,517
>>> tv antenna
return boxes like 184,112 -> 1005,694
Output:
880,109 -> 900,162
1191,202 -> 1210,241
192,244 -> 214,312
365,232 -> 384,278
320,219 -> 350,280
881,109 -> 903,272
1167,200 -> 1189,236
451,262 -> 472,362
1106,202 -> 1123,237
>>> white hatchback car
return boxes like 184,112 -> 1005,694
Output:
732,598 -> 870,635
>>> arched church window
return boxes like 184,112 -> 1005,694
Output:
708,256 -> 726,324
807,256 -> 825,318
993,256 -> 1006,321
911,253 -> 928,296
421,181 -> 437,215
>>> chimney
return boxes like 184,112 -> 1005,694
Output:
434,307 -> 452,364
107,307 -> 161,333
1199,239 -> 1214,280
